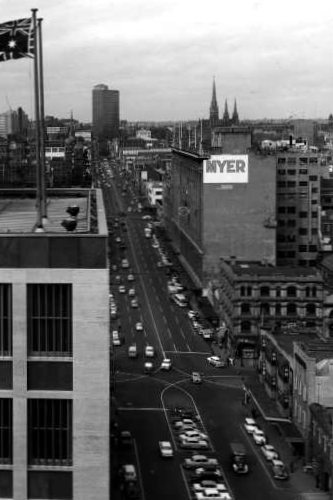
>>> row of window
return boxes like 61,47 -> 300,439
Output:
241,303 -> 316,315
277,157 -> 318,165
0,398 -> 72,465
278,227 -> 317,238
278,170 -> 318,180
277,181 -> 318,191
240,285 -> 318,298
278,204 -> 318,215
0,284 -> 72,357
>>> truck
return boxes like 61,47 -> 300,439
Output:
230,442 -> 249,474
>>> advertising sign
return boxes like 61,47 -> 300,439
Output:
203,155 -> 248,184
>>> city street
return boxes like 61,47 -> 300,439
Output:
102,159 -> 303,500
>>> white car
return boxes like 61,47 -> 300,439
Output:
183,455 -> 218,469
152,242 -> 159,249
271,459 -> 289,480
145,346 -> 155,358
179,438 -> 209,450
174,418 -> 197,429
159,441 -> 173,458
142,215 -> 152,220
192,481 -> 228,493
130,298 -> 138,308
244,418 -> 257,434
252,428 -> 266,445
207,356 -> 225,368
115,237 -> 121,243
127,274 -> 135,282
112,331 -> 121,346
180,430 -> 208,441
118,285 -> 126,294
188,310 -> 199,320
195,489 -> 232,500
261,444 -> 279,461
135,322 -> 143,332
121,258 -> 129,268
160,358 -> 172,370
128,288 -> 136,297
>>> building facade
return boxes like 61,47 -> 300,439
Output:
92,84 -> 119,140
0,188 -> 109,500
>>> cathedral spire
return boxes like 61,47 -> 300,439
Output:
209,77 -> 219,126
222,99 -> 230,126
232,99 -> 239,125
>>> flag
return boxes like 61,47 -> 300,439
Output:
0,18 -> 34,62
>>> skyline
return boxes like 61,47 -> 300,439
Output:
0,0 -> 333,123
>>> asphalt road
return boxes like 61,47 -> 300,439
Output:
100,159 -> 301,500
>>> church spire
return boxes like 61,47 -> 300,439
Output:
209,77 -> 219,126
222,99 -> 230,126
232,99 -> 239,125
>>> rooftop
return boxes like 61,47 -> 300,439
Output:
227,261 -> 322,279
296,339 -> 333,361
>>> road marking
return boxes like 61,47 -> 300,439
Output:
180,465 -> 192,500
167,327 -> 172,338
175,316 -> 179,324
163,315 -> 167,323
180,329 -> 185,339
133,438 -> 146,500
186,343 -> 191,351
173,342 -> 177,350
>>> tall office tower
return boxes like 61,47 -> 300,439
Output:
276,153 -> 330,266
92,83 -> 119,140
209,78 -> 219,126
0,188 -> 109,500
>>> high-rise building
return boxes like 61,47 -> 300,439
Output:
92,84 -> 119,140
0,188 -> 109,500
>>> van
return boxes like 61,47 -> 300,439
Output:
128,344 -> 137,358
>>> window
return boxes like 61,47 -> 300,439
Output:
287,286 -> 297,297
312,187 -> 318,193
306,303 -> 316,316
287,169 -> 296,175
287,181 -> 296,188
275,304 -> 281,315
278,169 -> 286,175
309,245 -> 317,252
277,158 -> 286,165
276,287 -> 281,297
311,212 -> 318,218
311,200 -> 318,205
287,303 -> 297,315
309,175 -> 318,181
27,284 -> 72,357
0,285 -> 12,356
309,157 -> 318,164
299,212 -> 308,218
299,181 -> 308,186
298,260 -> 307,266
287,206 -> 296,213
0,399 -> 12,464
240,321 -> 251,333
277,181 -> 286,188
241,303 -> 251,314
299,157 -> 308,165
287,219 -> 296,227
260,286 -> 270,297
312,286 -> 317,297
299,169 -> 308,174
278,220 -> 285,227
240,286 -> 245,297
299,228 -> 308,235
247,286 -> 252,297
287,157 -> 296,165
299,245 -> 307,252
278,207 -> 286,214
28,399 -> 72,466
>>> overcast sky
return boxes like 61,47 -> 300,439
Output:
0,0 -> 332,122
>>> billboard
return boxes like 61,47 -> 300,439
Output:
203,155 -> 248,184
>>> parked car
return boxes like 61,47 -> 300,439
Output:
271,459 -> 289,480
160,358 -> 172,370
135,322 -> 143,332
192,481 -> 228,493
183,455 -> 218,469
145,345 -> 155,358
252,428 -> 266,445
192,372 -> 202,384
207,356 -> 226,368
261,444 -> 279,461
244,417 -> 257,434
130,298 -> 138,308
118,285 -> 126,294
174,418 -> 197,429
179,439 -> 209,450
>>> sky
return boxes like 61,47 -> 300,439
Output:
0,0 -> 333,122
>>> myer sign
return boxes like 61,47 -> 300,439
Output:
203,155 -> 248,184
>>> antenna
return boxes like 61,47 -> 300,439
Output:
5,95 -> 12,111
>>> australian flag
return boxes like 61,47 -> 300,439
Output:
0,18 -> 34,62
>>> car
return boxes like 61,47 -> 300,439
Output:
115,275 -> 122,284
130,298 -> 138,308
145,345 -> 155,358
152,242 -> 159,249
192,372 -> 202,384
112,331 -> 121,346
111,264 -> 118,272
119,430 -> 133,448
127,274 -> 135,282
195,488 -> 232,500
207,356 -> 226,368
128,344 -> 138,358
160,358 -> 172,370
142,215 -> 152,220
183,455 -> 219,469
271,459 -> 289,480
244,417 -> 257,434
252,428 -> 266,445
179,439 -> 209,450
175,423 -> 199,433
135,322 -> 143,332
128,288 -> 136,297
192,481 -> 228,493
190,468 -> 223,481
188,310 -> 199,320
118,285 -> 126,294
144,361 -> 154,374
174,418 -> 197,429
121,258 -> 129,268
115,237 -> 121,243
179,430 -> 208,441
159,441 -> 173,458
119,464 -> 137,482
261,444 -> 279,461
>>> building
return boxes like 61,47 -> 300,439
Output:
146,181 -> 163,206
164,146 -> 276,291
212,259 -> 323,362
0,188 -> 109,500
276,152 -> 330,267
92,84 -> 119,140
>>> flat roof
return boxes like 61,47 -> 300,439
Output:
229,261 -> 321,279
296,340 -> 333,360
0,189 -> 97,234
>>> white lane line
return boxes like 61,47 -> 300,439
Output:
186,343 -> 191,351
167,328 -> 172,338
180,329 -> 185,339
175,316 -> 179,324
133,438 -> 146,500
163,316 -> 167,324
180,465 -> 192,500
173,342 -> 177,350
159,304 -> 163,312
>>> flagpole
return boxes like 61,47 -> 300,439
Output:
32,8 -> 42,229
38,17 -> 47,222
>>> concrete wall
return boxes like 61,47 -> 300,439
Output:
202,153 -> 276,281
0,267 -> 109,500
